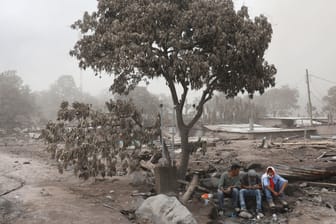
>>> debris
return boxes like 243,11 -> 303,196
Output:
316,151 -> 336,161
105,195 -> 113,200
321,188 -> 329,193
258,136 -> 269,148
328,156 -> 336,161
201,193 -> 213,200
274,164 -> 336,181
135,194 -> 197,224
23,161 -> 30,165
316,152 -> 327,160
140,160 -> 155,174
306,181 -> 336,188
130,170 -> 152,186
103,203 -> 113,209
273,141 -> 336,146
312,195 -> 322,204
120,209 -> 136,220
40,188 -> 51,197
283,135 -> 301,142
221,137 -> 248,141
131,192 -> 154,197
325,202 -> 335,210
312,145 -> 328,149
181,173 -> 199,204
177,179 -> 210,193
299,182 -> 308,188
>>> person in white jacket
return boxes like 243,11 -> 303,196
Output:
261,166 -> 288,208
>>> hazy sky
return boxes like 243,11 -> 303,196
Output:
1,0 -> 336,108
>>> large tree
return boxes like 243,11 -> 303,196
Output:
70,0 -> 276,178
0,70 -> 37,131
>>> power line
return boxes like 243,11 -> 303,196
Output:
310,74 -> 336,85
310,85 -> 325,101
310,90 -> 324,105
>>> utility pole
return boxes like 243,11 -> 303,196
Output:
249,94 -> 254,131
306,69 -> 313,126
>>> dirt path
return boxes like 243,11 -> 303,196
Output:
1,139 -> 336,224
0,143 -> 137,224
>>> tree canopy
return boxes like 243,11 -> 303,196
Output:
71,0 -> 276,177
0,70 -> 37,131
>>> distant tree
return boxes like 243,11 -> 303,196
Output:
0,70 -> 37,131
115,86 -> 161,125
50,75 -> 81,102
70,0 -> 276,178
254,85 -> 299,117
36,75 -> 97,121
323,86 -> 336,116
204,94 -> 266,124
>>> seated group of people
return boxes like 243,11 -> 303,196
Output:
217,163 -> 288,219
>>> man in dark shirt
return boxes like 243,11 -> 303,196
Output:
217,162 -> 241,214
239,169 -> 264,219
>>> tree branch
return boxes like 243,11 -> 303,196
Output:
180,81 -> 188,111
186,80 -> 215,129
166,77 -> 179,106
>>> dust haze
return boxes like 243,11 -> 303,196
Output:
1,0 -> 336,109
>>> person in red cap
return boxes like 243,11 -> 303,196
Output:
261,166 -> 288,208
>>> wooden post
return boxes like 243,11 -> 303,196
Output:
154,166 -> 177,194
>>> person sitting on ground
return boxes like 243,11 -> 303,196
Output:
217,162 -> 241,215
239,169 -> 264,219
261,166 -> 288,208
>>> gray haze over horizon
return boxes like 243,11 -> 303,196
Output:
1,0 -> 336,111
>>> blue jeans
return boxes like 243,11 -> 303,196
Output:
263,182 -> 286,202
239,189 -> 262,212
217,188 -> 239,210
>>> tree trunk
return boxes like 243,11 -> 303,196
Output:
177,128 -> 190,179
